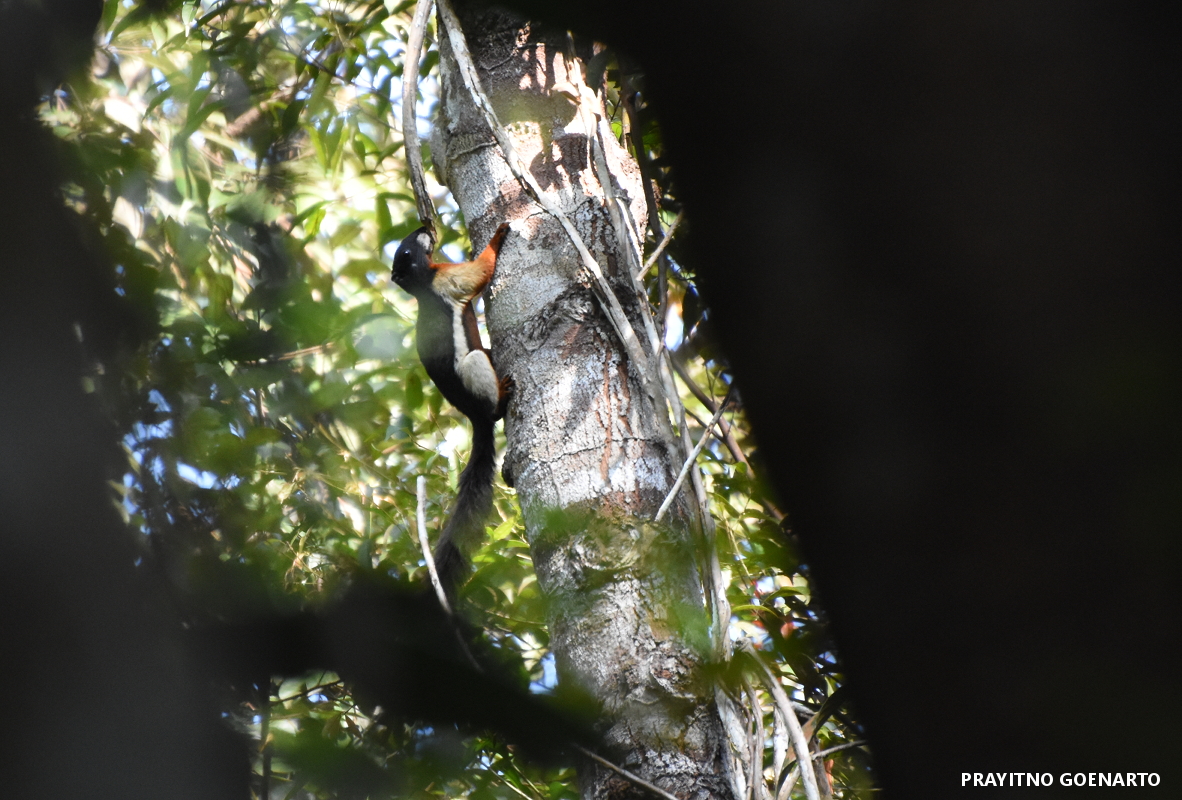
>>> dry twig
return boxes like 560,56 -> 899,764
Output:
742,641 -> 821,800
655,392 -> 731,522
402,0 -> 439,232
574,745 -> 681,800
416,475 -> 451,614
637,208 -> 684,278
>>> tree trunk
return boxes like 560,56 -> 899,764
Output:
432,7 -> 739,800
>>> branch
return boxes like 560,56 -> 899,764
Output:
636,208 -> 684,279
574,744 -> 681,800
615,70 -> 737,667
766,678 -> 790,787
815,740 -> 868,760
671,359 -> 750,469
744,681 -> 763,800
620,74 -> 674,345
670,359 -> 786,523
654,392 -> 731,523
416,475 -> 451,614
402,0 -> 439,232
777,741 -> 867,800
741,641 -> 821,800
435,0 -> 659,401
274,675 -> 340,704
776,765 -> 799,800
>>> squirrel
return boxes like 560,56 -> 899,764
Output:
391,222 -> 512,599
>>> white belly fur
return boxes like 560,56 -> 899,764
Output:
458,350 -> 500,411
449,298 -> 499,413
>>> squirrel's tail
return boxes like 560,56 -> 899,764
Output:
432,417 -> 496,600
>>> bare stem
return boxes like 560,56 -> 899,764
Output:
742,641 -> 821,800
402,0 -> 439,232
636,209 -> 684,279
815,740 -> 868,759
655,393 -> 731,523
574,744 -> 682,800
416,475 -> 451,614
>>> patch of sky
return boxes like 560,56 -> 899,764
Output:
125,418 -> 172,449
149,389 -> 169,411
278,11 -> 299,36
530,651 -> 558,693
437,424 -> 469,460
371,64 -> 392,87
177,461 -> 219,488
123,470 -> 140,521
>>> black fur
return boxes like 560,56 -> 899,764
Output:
431,416 -> 497,593
391,226 -> 509,599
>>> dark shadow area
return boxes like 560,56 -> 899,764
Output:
500,0 -> 1181,796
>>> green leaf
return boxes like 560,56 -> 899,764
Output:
404,371 -> 423,411
375,193 -> 392,240
101,0 -> 120,35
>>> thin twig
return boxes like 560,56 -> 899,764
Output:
415,478 -> 483,670
670,358 -> 786,522
274,675 -> 340,704
259,683 -> 272,800
574,745 -> 681,800
637,209 -> 684,279
557,44 -> 678,437
244,343 -> 332,364
777,764 -> 800,800
620,74 -> 671,336
769,679 -> 790,787
745,680 -> 762,800
402,0 -> 439,232
777,741 -> 867,800
742,641 -> 821,800
561,49 -> 668,398
659,353 -> 731,661
654,392 -> 731,522
500,773 -> 543,800
435,0 -> 658,403
672,360 -> 750,470
814,740 -> 868,760
416,475 -> 451,614
616,70 -> 733,665
559,48 -> 687,472
559,51 -> 643,278
715,683 -> 754,800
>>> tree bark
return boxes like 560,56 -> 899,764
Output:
432,7 -> 739,800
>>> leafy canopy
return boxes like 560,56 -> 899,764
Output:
44,0 -> 875,796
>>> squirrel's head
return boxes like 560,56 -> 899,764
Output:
390,227 -> 435,293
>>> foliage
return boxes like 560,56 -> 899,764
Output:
44,0 -> 875,797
